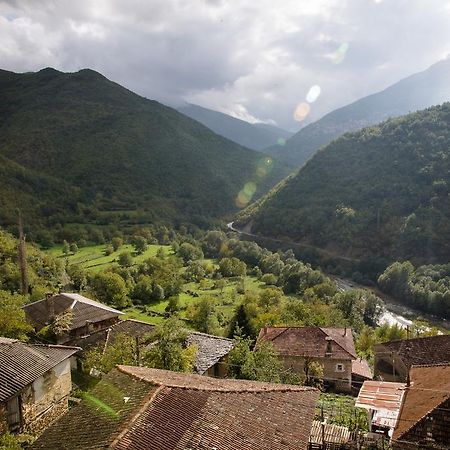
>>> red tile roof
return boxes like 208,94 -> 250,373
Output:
352,358 -> 373,380
32,366 -> 319,450
257,327 -> 356,360
393,364 -> 450,442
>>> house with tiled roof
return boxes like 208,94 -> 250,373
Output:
374,335 -> 450,382
392,364 -> 450,449
24,293 -> 123,344
31,365 -> 319,450
0,337 -> 79,435
257,327 -> 362,393
69,319 -> 234,376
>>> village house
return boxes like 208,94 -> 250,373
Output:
0,338 -> 79,435
31,365 -> 319,450
391,364 -> 450,449
24,293 -> 124,344
68,318 -> 234,376
355,380 -> 407,437
257,326 -> 369,393
374,334 -> 450,382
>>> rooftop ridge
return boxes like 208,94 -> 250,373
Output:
379,334 -> 450,346
118,365 -> 317,393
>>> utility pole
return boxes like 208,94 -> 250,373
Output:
18,210 -> 29,296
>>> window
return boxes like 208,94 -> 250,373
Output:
336,363 -> 345,372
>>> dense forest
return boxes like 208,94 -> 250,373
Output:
0,68 -> 291,243
237,103 -> 450,265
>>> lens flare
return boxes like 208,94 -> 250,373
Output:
332,42 -> 349,64
277,137 -> 286,146
294,102 -> 310,121
243,181 -> 257,196
306,85 -> 321,103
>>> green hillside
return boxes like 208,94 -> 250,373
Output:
0,68 -> 290,240
237,103 -> 450,264
271,58 -> 450,167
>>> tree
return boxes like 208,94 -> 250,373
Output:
67,264 -> 87,291
89,272 -> 129,308
37,310 -> 73,343
178,242 -> 203,263
111,237 -> 123,252
218,257 -> 246,277
187,296 -> 219,334
261,273 -> 277,286
118,251 -> 133,267
84,333 -> 137,374
258,287 -> 283,311
0,291 -> 32,340
104,245 -> 114,256
144,318 -> 196,372
165,296 -> 180,315
132,236 -> 147,254
69,242 -> 78,254
62,240 -> 70,255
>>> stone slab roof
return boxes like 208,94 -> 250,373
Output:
375,334 -> 450,368
0,338 -> 79,402
393,364 -> 450,442
32,366 -> 319,450
257,326 -> 356,360
24,293 -> 123,332
69,319 -> 234,374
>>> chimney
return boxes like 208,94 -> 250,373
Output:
325,336 -> 333,356
343,327 -> 347,337
45,293 -> 55,320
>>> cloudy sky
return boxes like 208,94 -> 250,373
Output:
1,0 -> 450,130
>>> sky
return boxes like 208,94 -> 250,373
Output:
1,0 -> 450,131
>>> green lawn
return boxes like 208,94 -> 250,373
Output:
48,244 -> 172,272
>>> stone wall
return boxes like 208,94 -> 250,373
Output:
20,359 -> 72,436
280,355 -> 352,393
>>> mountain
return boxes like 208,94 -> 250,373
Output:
177,103 -> 292,151
271,58 -> 450,166
236,103 -> 450,264
0,68 -> 291,238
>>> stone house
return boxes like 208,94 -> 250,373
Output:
24,293 -> 124,344
31,365 -> 319,450
257,327 -> 358,393
0,337 -> 79,435
392,364 -> 450,449
374,335 -> 450,382
69,318 -> 234,376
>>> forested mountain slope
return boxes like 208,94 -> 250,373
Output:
177,103 -> 292,151
271,58 -> 450,167
237,103 -> 450,263
0,68 -> 290,237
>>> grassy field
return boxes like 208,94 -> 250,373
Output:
48,244 -> 171,272
46,243 -> 281,331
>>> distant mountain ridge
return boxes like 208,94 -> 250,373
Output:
177,103 -> 292,151
237,103 -> 450,264
0,67 -> 291,238
271,58 -> 450,166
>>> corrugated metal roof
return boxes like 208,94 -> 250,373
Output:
309,420 -> 352,445
355,380 -> 406,430
0,339 -> 79,402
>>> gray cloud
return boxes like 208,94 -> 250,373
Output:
1,0 -> 450,130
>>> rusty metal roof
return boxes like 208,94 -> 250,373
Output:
355,380 -> 406,429
0,338 -> 79,402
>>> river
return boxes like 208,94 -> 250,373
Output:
228,222 -> 450,331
